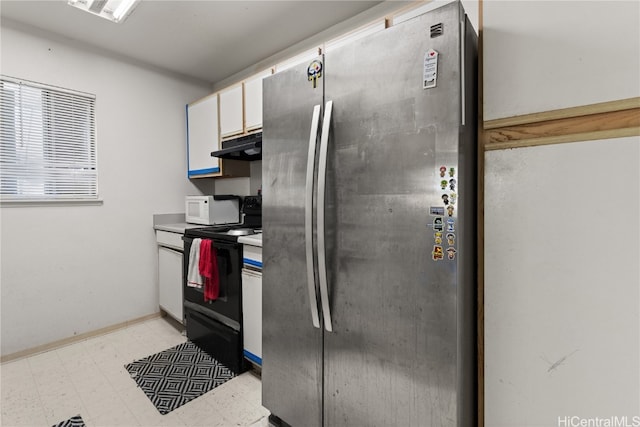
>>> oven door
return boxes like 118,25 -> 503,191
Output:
184,308 -> 244,374
183,236 -> 242,329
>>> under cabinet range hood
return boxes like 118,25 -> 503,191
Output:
211,132 -> 262,161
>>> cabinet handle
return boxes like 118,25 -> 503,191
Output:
305,104 -> 322,329
158,245 -> 183,254
317,101 -> 333,332
242,268 -> 262,278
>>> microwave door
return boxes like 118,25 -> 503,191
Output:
187,200 -> 202,220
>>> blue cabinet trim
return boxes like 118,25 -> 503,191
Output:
243,258 -> 263,268
188,167 -> 220,176
243,350 -> 262,366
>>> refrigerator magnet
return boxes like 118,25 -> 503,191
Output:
449,179 -> 457,191
430,206 -> 445,216
433,217 -> 444,231
447,218 -> 455,232
439,166 -> 447,177
446,247 -> 457,260
440,180 -> 448,190
447,205 -> 455,217
446,233 -> 455,246
432,245 -> 444,261
450,193 -> 457,205
434,231 -> 443,245
449,167 -> 455,177
307,60 -> 323,89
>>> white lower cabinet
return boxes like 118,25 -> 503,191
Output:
241,241 -> 262,365
242,268 -> 262,365
158,246 -> 183,323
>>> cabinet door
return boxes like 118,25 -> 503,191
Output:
158,246 -> 184,323
187,94 -> 220,177
245,69 -> 272,131
219,85 -> 244,138
241,268 -> 262,364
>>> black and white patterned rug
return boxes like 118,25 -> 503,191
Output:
52,414 -> 85,427
125,341 -> 236,415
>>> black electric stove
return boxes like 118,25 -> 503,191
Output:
182,196 -> 261,374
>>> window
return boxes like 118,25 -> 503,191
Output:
0,76 -> 97,202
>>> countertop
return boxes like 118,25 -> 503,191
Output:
238,233 -> 262,247
154,223 -> 203,234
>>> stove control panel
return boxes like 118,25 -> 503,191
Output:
243,196 -> 262,214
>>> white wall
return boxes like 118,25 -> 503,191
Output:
484,137 -> 640,424
212,162 -> 263,196
0,21 -> 211,357
483,1 -> 640,424
484,0 -> 640,120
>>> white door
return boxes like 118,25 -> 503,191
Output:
219,85 -> 244,138
158,246 -> 183,323
187,94 -> 220,176
245,69 -> 272,131
241,268 -> 262,363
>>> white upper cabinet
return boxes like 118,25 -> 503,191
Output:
187,93 -> 219,177
244,69 -> 272,132
483,1 -> 640,121
219,85 -> 244,138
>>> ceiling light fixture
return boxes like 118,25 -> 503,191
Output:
67,0 -> 140,23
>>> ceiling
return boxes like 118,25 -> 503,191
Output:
0,0 -> 386,85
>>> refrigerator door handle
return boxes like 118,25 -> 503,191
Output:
305,104 -> 322,329
317,100 -> 333,332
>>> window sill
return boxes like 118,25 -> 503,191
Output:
0,199 -> 104,207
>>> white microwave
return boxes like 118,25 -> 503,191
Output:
185,195 -> 240,225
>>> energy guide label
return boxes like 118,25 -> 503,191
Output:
423,49 -> 439,89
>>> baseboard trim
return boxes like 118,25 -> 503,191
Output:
0,312 -> 162,364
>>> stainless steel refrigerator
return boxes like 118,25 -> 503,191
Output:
261,2 -> 477,426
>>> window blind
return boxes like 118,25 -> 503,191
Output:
0,76 -> 97,202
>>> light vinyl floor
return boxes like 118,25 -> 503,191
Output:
0,317 -> 270,426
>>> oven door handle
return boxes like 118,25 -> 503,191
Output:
305,104 -> 322,329
317,100 -> 333,332
182,235 -> 238,248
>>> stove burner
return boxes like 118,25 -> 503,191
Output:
226,228 -> 256,236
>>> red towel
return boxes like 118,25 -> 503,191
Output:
199,239 -> 219,302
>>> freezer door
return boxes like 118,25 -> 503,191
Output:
261,57 -> 324,427
322,3 -> 476,427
